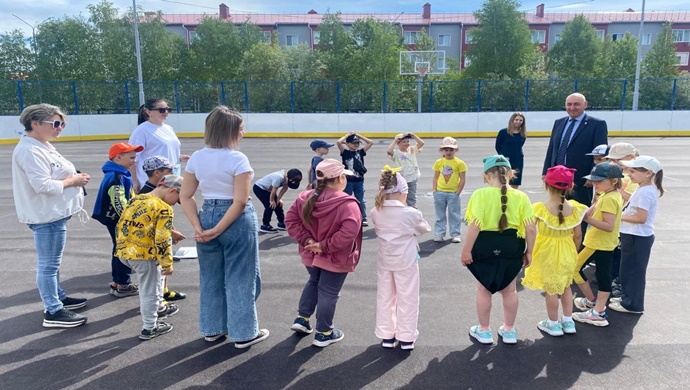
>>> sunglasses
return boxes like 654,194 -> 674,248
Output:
42,120 -> 66,129
152,107 -> 172,113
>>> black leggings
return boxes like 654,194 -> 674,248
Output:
576,247 -> 613,292
252,184 -> 284,226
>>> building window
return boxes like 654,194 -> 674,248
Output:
262,31 -> 271,44
464,56 -> 471,68
313,31 -> 320,45
596,30 -> 605,41
438,34 -> 451,46
676,52 -> 689,66
286,35 -> 298,46
189,31 -> 199,44
641,33 -> 651,45
404,31 -> 421,44
465,30 -> 474,43
672,29 -> 690,42
531,30 -> 546,44
611,33 -> 627,41
554,34 -> 561,43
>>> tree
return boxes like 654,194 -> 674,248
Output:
463,0 -> 540,79
0,30 -> 33,79
639,23 -> 680,109
600,34 -> 638,79
547,15 -> 602,79
316,12 -> 356,81
350,18 -> 404,81
642,22 -> 678,78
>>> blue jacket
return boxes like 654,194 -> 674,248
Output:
92,161 -> 135,225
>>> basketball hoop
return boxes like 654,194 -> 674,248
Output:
417,68 -> 428,77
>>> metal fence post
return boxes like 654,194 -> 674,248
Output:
124,82 -> 131,114
621,79 -> 628,111
382,82 -> 387,113
220,82 -> 226,106
476,80 -> 482,112
243,82 -> 249,113
173,82 -> 181,113
336,81 -> 341,113
72,81 -> 79,115
671,78 -> 677,111
290,82 -> 295,113
524,79 -> 530,112
16,80 -> 24,112
574,79 -> 578,92
428,81 -> 434,113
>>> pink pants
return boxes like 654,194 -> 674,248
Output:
375,262 -> 420,342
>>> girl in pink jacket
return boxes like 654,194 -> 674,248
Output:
285,159 -> 363,348
371,166 -> 431,350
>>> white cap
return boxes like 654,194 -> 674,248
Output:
605,142 -> 637,160
620,155 -> 663,174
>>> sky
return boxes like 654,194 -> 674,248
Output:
2,0 -> 690,36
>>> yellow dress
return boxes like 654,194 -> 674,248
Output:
522,201 -> 587,295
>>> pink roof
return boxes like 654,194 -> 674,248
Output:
161,11 -> 690,27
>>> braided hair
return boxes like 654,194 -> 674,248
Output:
485,158 -> 513,232
374,169 -> 397,210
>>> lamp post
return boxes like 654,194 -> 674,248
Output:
133,0 -> 145,105
11,14 -> 51,54
632,0 -> 646,111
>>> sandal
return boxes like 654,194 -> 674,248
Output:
163,290 -> 186,301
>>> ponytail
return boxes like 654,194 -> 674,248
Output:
302,171 -> 337,225
137,104 -> 148,125
374,170 -> 397,210
654,169 -> 665,197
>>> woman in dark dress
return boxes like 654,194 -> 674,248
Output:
495,112 -> 527,189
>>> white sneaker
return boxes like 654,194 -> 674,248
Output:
434,236 -> 444,242
451,236 -> 462,243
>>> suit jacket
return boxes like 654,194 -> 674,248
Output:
542,113 -> 608,205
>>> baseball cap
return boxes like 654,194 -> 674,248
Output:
345,134 -> 360,144
586,144 -> 610,156
310,139 -> 334,151
545,165 -> 577,190
620,155 -> 663,174
439,137 -> 459,150
315,159 -> 354,179
397,133 -> 413,140
583,162 -> 624,181
483,154 -> 511,172
142,155 -> 174,172
158,174 -> 183,191
109,142 -> 144,159
604,142 -> 637,160
287,169 -> 303,189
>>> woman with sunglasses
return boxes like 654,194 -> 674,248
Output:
12,103 -> 91,328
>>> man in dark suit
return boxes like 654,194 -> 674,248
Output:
542,93 -> 608,207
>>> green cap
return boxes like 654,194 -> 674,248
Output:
483,155 -> 511,172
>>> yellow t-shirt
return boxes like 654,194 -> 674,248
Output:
115,194 -> 174,270
583,190 -> 623,251
622,174 -> 639,195
465,187 -> 535,238
433,157 -> 467,193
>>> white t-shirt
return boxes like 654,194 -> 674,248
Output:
185,147 -> 253,200
129,121 -> 181,187
390,146 -> 421,182
620,185 -> 657,237
255,170 -> 285,191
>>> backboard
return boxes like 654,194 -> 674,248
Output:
399,50 -> 447,76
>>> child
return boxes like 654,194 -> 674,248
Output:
307,139 -> 334,189
522,166 -> 587,336
338,132 -> 374,226
432,137 -> 467,243
285,159 -> 363,348
572,162 -> 624,327
115,175 -> 183,340
586,144 -> 610,166
371,166 -> 431,350
92,142 -> 144,297
139,156 -> 174,194
461,155 -> 535,345
253,169 -> 303,233
610,156 -> 664,314
387,132 -> 425,208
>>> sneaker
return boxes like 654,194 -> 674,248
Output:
139,322 -> 173,340
400,341 -> 415,350
362,220 -> 369,227
312,328 -> 345,347
573,309 -> 609,327
163,290 -> 186,301
259,225 -> 279,233
609,297 -> 622,304
469,325 -> 493,345
433,236 -> 444,242
609,302 -> 643,314
451,236 -> 462,243
560,319 -> 577,334
43,308 -> 87,328
157,303 -> 180,320
498,326 -> 518,344
537,319 -> 564,337
290,317 -> 313,334
573,297 -> 595,311
235,329 -> 270,349
204,333 -> 228,342
381,338 -> 398,348
112,283 -> 139,298
276,222 -> 287,231
61,297 -> 87,310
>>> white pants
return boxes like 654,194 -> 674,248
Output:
375,262 -> 420,342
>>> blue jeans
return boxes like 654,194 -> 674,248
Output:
345,181 -> 366,220
106,223 -> 132,286
197,199 -> 262,342
28,217 -> 70,314
433,191 -> 462,237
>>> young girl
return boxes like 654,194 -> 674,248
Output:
285,159 -> 363,348
387,133 -> 425,208
432,137 -> 467,243
572,162 -> 624,327
609,156 -> 664,314
522,166 -> 587,336
461,155 -> 535,345
371,166 -> 431,350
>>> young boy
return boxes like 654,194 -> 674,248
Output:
307,139 -> 334,189
253,169 -> 303,233
115,175 -> 183,340
337,132 -> 374,226
92,142 -> 144,297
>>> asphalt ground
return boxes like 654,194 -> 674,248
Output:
1,136 -> 689,390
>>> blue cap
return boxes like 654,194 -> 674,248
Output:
583,162 -> 624,181
483,155 -> 511,172
310,139 -> 334,151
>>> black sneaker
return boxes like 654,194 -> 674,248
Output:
362,220 -> 369,227
112,283 -> 139,298
61,297 -> 87,310
157,303 -> 180,320
259,225 -> 279,233
43,308 -> 87,328
312,328 -> 344,347
290,317 -> 313,334
276,222 -> 287,231
235,329 -> 270,349
381,338 -> 398,348
139,322 -> 173,340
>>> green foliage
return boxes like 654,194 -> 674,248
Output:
316,12 -> 356,81
350,18 -> 404,81
600,34 -> 638,79
0,30 -> 33,78
547,15 -> 603,79
642,23 -> 679,78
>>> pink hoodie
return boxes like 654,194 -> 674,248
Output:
285,187 -> 363,273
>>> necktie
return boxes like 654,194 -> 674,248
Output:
556,119 -> 576,166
